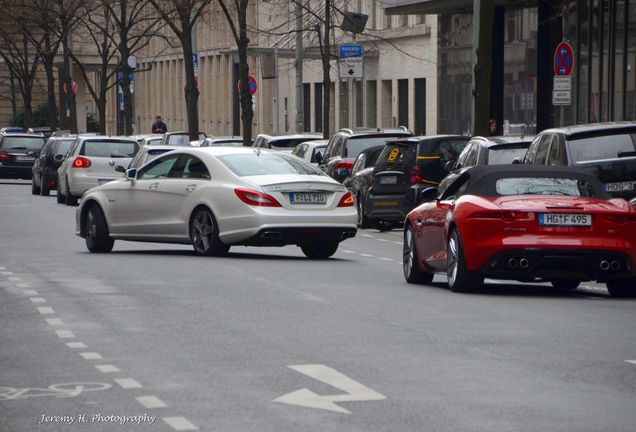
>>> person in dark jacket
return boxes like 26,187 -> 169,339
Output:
151,116 -> 167,134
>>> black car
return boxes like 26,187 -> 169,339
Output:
360,135 -> 470,229
31,137 -> 75,195
523,122 -> 636,200
344,146 -> 385,227
320,128 -> 412,183
0,132 -> 46,179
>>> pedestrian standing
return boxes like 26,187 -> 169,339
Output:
488,119 -> 498,136
151,116 -> 167,134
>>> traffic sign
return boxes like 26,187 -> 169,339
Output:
554,41 -> 574,76
193,54 -> 199,88
339,44 -> 363,58
237,75 -> 257,95
339,57 -> 362,79
63,81 -> 78,94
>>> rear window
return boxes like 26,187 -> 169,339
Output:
495,177 -> 597,197
487,145 -> 529,165
345,136 -> 406,159
270,138 -> 320,149
568,133 -> 636,162
52,140 -> 74,156
207,140 -> 243,147
167,134 -> 205,145
81,140 -> 138,158
1,136 -> 45,151
218,152 -> 325,177
376,144 -> 416,169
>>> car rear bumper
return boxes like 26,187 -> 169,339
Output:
68,172 -> 120,196
366,189 -> 418,221
236,227 -> 357,246
0,165 -> 33,179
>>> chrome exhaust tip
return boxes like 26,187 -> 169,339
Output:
610,260 -> 621,271
519,258 -> 530,269
507,258 -> 519,268
600,260 -> 610,271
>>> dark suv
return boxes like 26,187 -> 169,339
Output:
0,132 -> 46,179
320,128 -> 412,183
523,122 -> 636,200
31,136 -> 76,195
359,135 -> 470,228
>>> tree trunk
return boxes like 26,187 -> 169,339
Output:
120,62 -> 134,135
9,73 -> 17,123
180,24 -> 200,142
62,36 -> 77,133
237,32 -> 252,146
43,35 -> 59,131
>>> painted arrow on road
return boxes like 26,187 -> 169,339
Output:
273,364 -> 386,414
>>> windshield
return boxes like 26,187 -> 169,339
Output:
487,145 -> 529,165
1,137 -> 45,151
568,133 -> 636,162
81,141 -> 138,158
346,136 -> 408,159
376,144 -> 416,168
219,152 -> 326,176
270,138 -> 320,149
495,177 -> 597,197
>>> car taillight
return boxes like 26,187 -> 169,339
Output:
603,214 -> 636,224
234,188 -> 281,207
48,179 -> 56,187
337,191 -> 354,207
335,161 -> 353,175
409,166 -> 423,184
72,156 -> 92,168
0,151 -> 9,161
470,211 -> 529,222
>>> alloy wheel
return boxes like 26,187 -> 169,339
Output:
447,233 -> 459,287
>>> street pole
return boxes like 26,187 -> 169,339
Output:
295,0 -> 303,132
274,46 -> 280,133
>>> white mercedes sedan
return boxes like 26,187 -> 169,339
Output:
75,147 -> 357,258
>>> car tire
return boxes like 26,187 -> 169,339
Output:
550,280 -> 580,290
403,224 -> 434,284
606,279 -> 636,298
56,189 -> 65,203
447,228 -> 483,293
40,183 -> 50,196
31,180 -> 40,195
301,242 -> 339,259
84,204 -> 114,253
190,207 -> 229,256
357,196 -> 370,229
376,220 -> 397,232
65,181 -> 79,206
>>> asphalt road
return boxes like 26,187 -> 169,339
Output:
1,180 -> 636,432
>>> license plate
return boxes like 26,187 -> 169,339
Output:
378,176 -> 397,184
289,192 -> 326,204
98,179 -> 113,186
539,213 -> 592,227
15,155 -> 35,161
604,181 -> 636,192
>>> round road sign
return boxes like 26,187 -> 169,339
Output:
63,81 -> 78,94
237,75 -> 257,95
554,41 -> 574,76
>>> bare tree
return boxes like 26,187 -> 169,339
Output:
149,0 -> 211,141
216,0 -> 252,146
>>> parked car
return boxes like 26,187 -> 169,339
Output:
358,135 -> 470,230
1,127 -> 26,133
200,137 -> 244,147
523,122 -> 636,200
160,131 -> 206,146
320,128 -> 412,183
252,133 -> 323,153
0,132 -> 46,179
57,136 -> 139,206
75,147 -> 357,258
345,145 -> 385,226
27,127 -> 53,138
31,137 -> 75,195
403,165 -> 636,297
130,134 -> 162,147
291,140 -> 328,165
128,145 -> 179,170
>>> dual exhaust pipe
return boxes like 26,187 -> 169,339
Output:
507,257 -> 530,269
599,259 -> 621,272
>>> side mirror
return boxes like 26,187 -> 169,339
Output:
443,160 -> 456,172
28,151 -> 40,157
418,187 -> 439,204
126,168 -> 137,180
114,165 -> 126,173
512,157 -> 523,165
53,154 -> 65,162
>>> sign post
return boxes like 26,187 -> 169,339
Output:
339,44 -> 363,128
552,41 -> 574,126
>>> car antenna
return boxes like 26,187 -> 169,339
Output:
521,125 -> 525,140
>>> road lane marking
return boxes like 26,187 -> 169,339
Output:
66,342 -> 87,349
80,352 -> 103,360
137,396 -> 167,409
22,289 -> 38,296
16,283 -> 30,288
30,297 -> 46,303
359,254 -> 375,258
55,330 -> 75,338
162,417 -> 198,431
0,267 -> 6,271
274,364 -> 386,414
115,378 -> 142,389
340,250 -> 355,254
1,271 -> 13,276
95,365 -> 120,373
361,234 -> 373,238
45,318 -> 63,326
377,257 -> 394,261
376,238 -> 389,242
392,241 -> 401,245
625,360 -> 636,366
8,277 -> 22,282
38,306 -> 55,314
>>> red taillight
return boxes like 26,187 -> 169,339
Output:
0,151 -> 9,161
409,166 -> 423,184
335,161 -> 353,175
72,156 -> 92,168
234,188 -> 281,207
338,191 -> 354,207
48,179 -> 56,187
470,211 -> 529,222
603,214 -> 636,224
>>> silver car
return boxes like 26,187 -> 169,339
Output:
76,147 -> 357,258
57,136 -> 139,206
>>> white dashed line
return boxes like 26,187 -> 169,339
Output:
377,257 -> 394,261
66,342 -> 87,349
359,254 -> 375,258
16,283 -> 30,288
30,297 -> 46,303
376,238 -> 389,242
95,364 -> 121,373
0,266 -> 6,271
162,417 -> 199,431
137,396 -> 167,409
22,289 -> 38,296
55,330 -> 75,339
624,360 -> 636,366
45,318 -> 63,326
361,234 -> 373,238
38,306 -> 55,314
1,271 -> 13,276
392,241 -> 402,245
115,378 -> 143,389
80,352 -> 103,360
8,277 -> 22,282
340,250 -> 355,254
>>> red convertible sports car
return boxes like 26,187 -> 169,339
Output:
403,165 -> 636,297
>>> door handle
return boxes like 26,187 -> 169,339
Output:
149,183 -> 159,189
185,184 -> 197,192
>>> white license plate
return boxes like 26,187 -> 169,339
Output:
378,176 -> 397,184
15,155 -> 35,161
539,213 -> 592,227
604,181 -> 636,192
290,192 -> 326,204
98,179 -> 113,186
